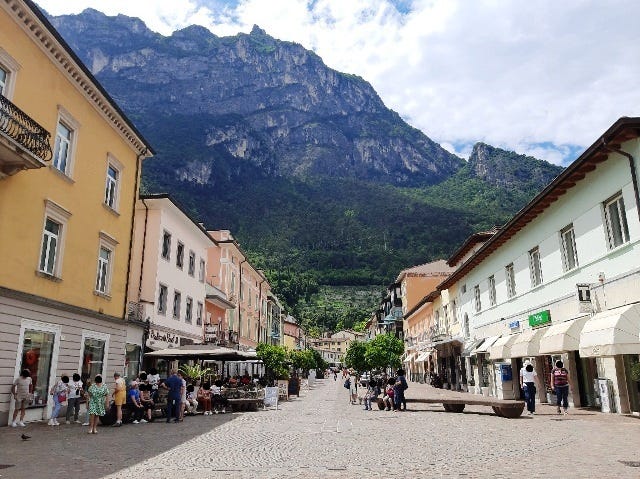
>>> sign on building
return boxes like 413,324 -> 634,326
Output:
528,310 -> 551,328
577,283 -> 592,313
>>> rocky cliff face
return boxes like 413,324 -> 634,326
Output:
467,142 -> 563,189
49,10 -> 462,186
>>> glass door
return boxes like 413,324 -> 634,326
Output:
623,355 -> 640,413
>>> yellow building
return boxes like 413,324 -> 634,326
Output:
0,0 -> 153,426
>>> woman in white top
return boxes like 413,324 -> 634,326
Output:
520,362 -> 538,415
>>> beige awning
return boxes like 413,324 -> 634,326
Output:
509,327 -> 548,358
472,335 -> 500,354
415,351 -> 431,362
488,334 -> 518,360
403,353 -> 416,363
579,304 -> 640,357
539,315 -> 590,354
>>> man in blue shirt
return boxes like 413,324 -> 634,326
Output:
162,369 -> 184,423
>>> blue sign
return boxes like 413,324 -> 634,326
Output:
508,320 -> 520,329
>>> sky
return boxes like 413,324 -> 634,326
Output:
35,0 -> 640,166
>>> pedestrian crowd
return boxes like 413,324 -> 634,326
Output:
341,367 -> 409,412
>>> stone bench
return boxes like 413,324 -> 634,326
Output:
405,396 -> 525,418
225,398 -> 264,412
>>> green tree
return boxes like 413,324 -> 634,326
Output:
365,334 -> 404,371
310,348 -> 329,371
289,349 -> 316,376
256,343 -> 289,382
344,340 -> 369,373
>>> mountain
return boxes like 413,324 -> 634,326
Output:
45,8 -> 564,297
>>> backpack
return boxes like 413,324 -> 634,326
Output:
344,378 -> 351,389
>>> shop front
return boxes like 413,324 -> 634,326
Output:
488,334 -> 518,399
469,336 -> 499,396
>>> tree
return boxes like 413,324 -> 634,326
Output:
289,349 -> 316,376
256,343 -> 289,382
365,334 -> 404,371
344,340 -> 369,373
310,348 -> 329,371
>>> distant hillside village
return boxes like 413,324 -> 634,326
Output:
1,0 -> 639,430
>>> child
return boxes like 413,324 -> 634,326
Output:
383,379 -> 395,411
184,384 -> 198,415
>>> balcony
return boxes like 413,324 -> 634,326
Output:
0,95 -> 52,178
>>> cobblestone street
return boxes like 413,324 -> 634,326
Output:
1,378 -> 639,479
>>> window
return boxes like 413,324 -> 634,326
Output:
158,284 -> 168,314
52,122 -> 72,174
196,301 -> 203,326
95,247 -> 111,294
19,328 -> 55,408
604,192 -> 630,248
0,66 -> 6,96
529,247 -> 543,287
560,224 -> 578,271
461,284 -> 467,294
488,276 -> 496,306
473,285 -> 481,312
173,291 -> 182,319
39,218 -> 60,275
104,155 -> 123,211
505,263 -> 516,298
185,297 -> 193,323
188,251 -> 196,276
199,259 -> 205,282
176,242 -> 184,269
230,272 -> 236,294
81,336 -> 106,383
161,231 -> 171,260
125,343 -> 141,381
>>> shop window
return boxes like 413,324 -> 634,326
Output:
125,343 -> 141,381
81,337 -> 106,383
19,329 -> 55,408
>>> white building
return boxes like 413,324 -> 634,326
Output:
440,117 -> 640,414
127,194 -> 215,373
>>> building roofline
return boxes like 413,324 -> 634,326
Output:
19,0 -> 154,155
438,116 -> 640,290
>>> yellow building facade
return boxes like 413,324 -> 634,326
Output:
0,0 -> 152,425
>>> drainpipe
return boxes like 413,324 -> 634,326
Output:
602,139 -> 640,222
123,149 -> 148,322
138,198 -> 150,303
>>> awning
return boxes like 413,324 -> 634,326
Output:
509,327 -> 548,358
539,315 -> 590,354
462,338 -> 484,357
471,335 -> 500,354
488,334 -> 518,360
415,351 -> 431,362
145,345 -> 257,361
403,353 -> 416,363
579,304 -> 640,357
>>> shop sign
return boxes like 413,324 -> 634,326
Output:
576,283 -> 592,313
508,320 -> 520,330
149,329 -> 180,345
528,310 -> 551,328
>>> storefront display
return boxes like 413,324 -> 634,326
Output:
81,337 -> 105,382
20,329 -> 55,408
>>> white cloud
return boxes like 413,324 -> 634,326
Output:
36,0 -> 640,165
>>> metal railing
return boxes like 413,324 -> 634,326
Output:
0,95 -> 52,162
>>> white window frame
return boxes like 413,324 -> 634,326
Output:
560,224 -> 578,271
95,231 -> 118,296
603,192 -> 630,249
185,296 -> 193,323
77,330 -> 110,380
104,154 -> 123,212
176,241 -> 185,269
188,251 -> 196,276
51,106 -> 80,177
473,285 -> 481,312
0,48 -> 20,100
158,284 -> 168,315
173,290 -> 182,320
161,230 -> 172,261
529,247 -> 543,287
37,199 -> 71,279
505,263 -> 516,298
488,275 -> 496,307
196,301 -> 203,326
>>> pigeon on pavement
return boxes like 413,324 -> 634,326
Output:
21,434 -> 31,441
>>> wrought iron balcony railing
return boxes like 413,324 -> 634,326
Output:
0,95 -> 52,163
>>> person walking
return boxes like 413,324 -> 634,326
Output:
162,369 -> 183,422
87,375 -> 109,434
11,369 -> 33,427
65,373 -> 83,424
393,369 -> 408,412
112,372 -> 126,427
48,375 -> 70,426
349,373 -> 358,405
520,362 -> 538,415
551,360 -> 570,415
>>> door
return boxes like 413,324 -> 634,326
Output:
575,352 -> 597,408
